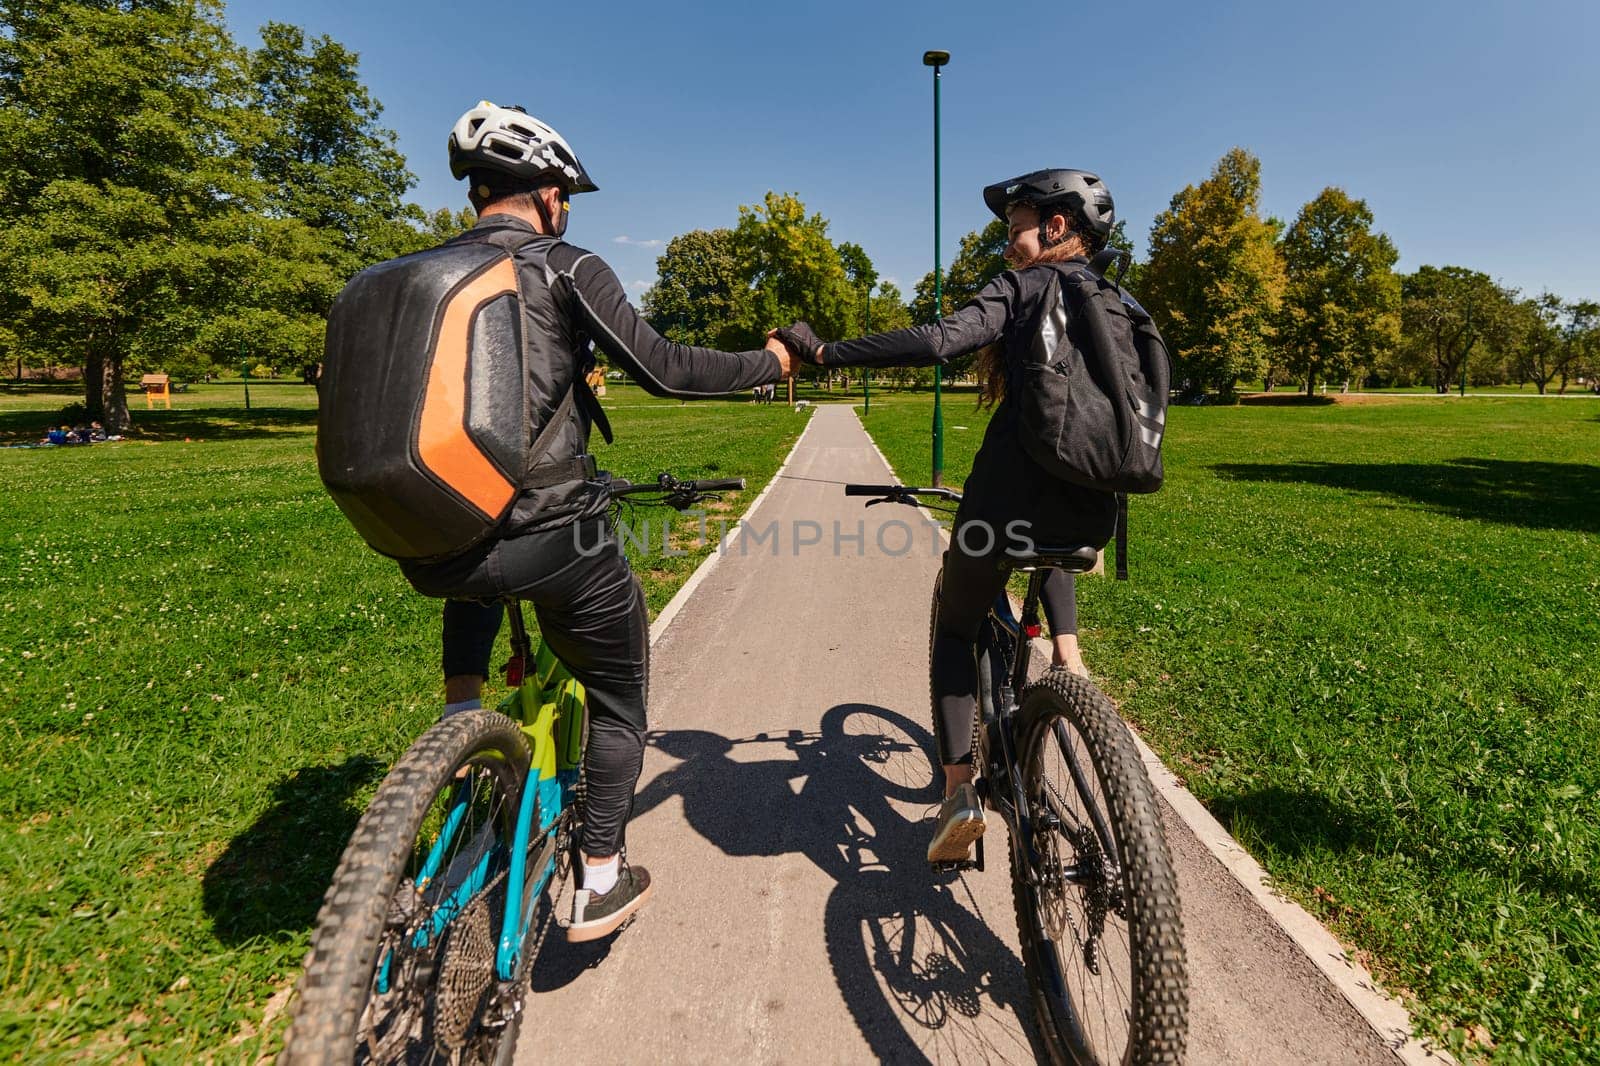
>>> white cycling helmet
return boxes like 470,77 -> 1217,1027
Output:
447,101 -> 598,193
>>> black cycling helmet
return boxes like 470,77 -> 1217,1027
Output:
982,169 -> 1115,244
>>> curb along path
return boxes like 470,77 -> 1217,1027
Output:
516,404 -> 1421,1065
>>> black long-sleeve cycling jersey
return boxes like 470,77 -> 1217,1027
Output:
451,215 -> 782,537
820,262 -> 1117,549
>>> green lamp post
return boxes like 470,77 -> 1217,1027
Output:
862,283 -> 872,414
923,49 -> 949,486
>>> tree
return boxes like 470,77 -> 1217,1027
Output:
0,0 -> 262,431
1279,187 -> 1401,396
731,191 -> 854,347
0,1 -> 429,428
1513,294 -> 1597,395
640,228 -> 749,350
248,22 -> 425,266
869,281 -> 912,334
1399,266 -> 1518,392
836,241 -> 878,338
910,219 -> 1008,324
419,206 -> 476,243
1140,148 -> 1286,400
1556,300 -> 1599,394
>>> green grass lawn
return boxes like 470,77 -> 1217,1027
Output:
0,391 -> 809,1061
864,394 -> 1600,1063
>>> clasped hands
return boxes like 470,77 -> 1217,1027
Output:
762,320 -> 825,379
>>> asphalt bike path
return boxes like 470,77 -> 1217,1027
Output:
516,404 -> 1401,1065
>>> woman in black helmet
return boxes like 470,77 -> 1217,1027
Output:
776,169 -> 1120,865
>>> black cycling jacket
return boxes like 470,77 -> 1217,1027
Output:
456,215 -> 782,536
820,260 -> 1116,549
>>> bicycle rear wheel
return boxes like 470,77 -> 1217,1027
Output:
284,711 -> 545,1066
1010,670 -> 1187,1065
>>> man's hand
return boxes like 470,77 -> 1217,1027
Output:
764,334 -> 797,378
770,321 -> 824,365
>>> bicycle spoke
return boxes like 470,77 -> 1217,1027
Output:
1029,710 -> 1135,1064
1051,719 -> 1119,864
355,759 -> 517,1064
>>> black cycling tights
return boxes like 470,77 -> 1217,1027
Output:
414,519 -> 648,860
931,548 -> 1076,766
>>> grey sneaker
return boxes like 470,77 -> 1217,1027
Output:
927,783 -> 986,864
567,864 -> 653,943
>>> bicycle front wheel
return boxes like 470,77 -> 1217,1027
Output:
284,711 -> 542,1066
1010,670 -> 1187,1065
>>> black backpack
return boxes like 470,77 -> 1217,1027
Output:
317,229 -> 607,563
1015,250 -> 1170,494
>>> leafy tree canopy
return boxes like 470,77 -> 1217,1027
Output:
1140,147 -> 1286,400
1279,186 -> 1400,396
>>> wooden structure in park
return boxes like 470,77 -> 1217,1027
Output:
141,373 -> 171,409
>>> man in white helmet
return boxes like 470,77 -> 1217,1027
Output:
401,101 -> 797,940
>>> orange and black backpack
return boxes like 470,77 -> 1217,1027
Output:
317,229 -> 603,562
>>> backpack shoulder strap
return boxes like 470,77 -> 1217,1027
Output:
577,372 -> 614,444
457,227 -> 618,454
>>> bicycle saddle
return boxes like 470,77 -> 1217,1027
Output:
1003,544 -> 1101,574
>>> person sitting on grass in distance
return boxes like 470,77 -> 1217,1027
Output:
772,169 -> 1122,867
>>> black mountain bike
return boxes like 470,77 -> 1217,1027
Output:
846,484 -> 1188,1066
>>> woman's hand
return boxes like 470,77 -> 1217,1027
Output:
769,321 -> 825,365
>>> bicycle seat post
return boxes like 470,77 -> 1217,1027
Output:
504,600 -> 532,665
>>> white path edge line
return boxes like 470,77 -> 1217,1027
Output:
854,408 -> 1455,1066
646,407 -> 819,645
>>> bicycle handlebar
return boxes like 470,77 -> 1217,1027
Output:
843,483 -> 963,504
607,473 -> 746,505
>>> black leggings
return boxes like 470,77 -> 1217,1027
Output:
404,519 -> 647,860
931,547 -> 1077,766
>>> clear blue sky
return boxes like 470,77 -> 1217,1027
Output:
224,0 -> 1600,308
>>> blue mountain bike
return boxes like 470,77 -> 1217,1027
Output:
284,473 -> 742,1065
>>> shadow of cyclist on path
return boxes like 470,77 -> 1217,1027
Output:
597,704 -> 1047,1064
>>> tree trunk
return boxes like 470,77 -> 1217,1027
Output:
85,347 -> 131,432
85,348 -> 105,420
1304,372 -> 1317,398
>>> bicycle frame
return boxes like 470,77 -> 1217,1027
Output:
493,602 -> 583,981
416,476 -> 741,983
976,568 -> 1122,895
395,602 -> 583,986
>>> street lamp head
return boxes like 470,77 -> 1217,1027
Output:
922,50 -> 950,67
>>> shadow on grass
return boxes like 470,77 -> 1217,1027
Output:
1209,786 -> 1380,858
0,406 -> 318,444
1238,393 -> 1337,406
1211,457 -> 1600,534
1216,787 -> 1600,913
202,756 -> 385,944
